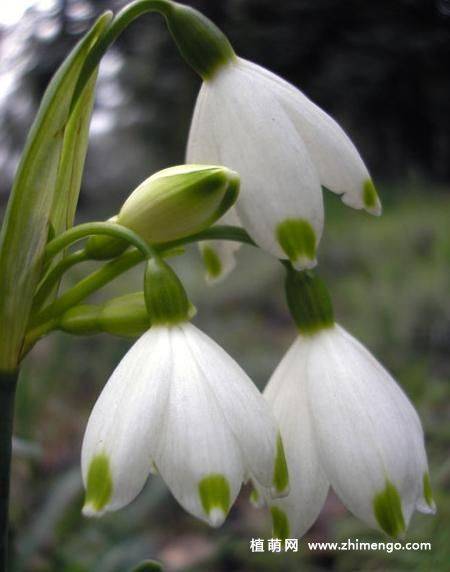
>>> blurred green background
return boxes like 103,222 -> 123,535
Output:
1,1 -> 449,571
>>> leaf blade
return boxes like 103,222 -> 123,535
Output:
0,12 -> 112,370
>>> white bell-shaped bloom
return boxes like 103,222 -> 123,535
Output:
263,324 -> 434,538
188,57 -> 381,278
81,322 -> 288,526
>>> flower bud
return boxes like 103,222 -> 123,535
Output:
118,164 -> 239,245
99,293 -> 150,337
59,293 -> 150,337
59,304 -> 101,335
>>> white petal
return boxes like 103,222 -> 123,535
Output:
180,323 -> 281,493
153,324 -> 246,526
187,60 -> 324,269
238,58 -> 381,216
264,337 -> 329,537
199,207 -> 242,284
307,325 -> 431,536
81,328 -> 171,516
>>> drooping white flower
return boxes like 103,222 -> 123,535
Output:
81,322 -> 288,526
187,57 -> 381,279
263,324 -> 435,539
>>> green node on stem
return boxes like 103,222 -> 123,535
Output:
144,259 -> 190,325
285,268 -> 335,335
163,1 -> 236,80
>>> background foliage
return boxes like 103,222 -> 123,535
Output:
1,0 -> 449,570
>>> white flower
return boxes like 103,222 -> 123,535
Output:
263,324 -> 435,539
81,322 -> 288,526
187,57 -> 381,279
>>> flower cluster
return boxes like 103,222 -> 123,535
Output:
1,2 -> 437,569
77,0 -> 433,542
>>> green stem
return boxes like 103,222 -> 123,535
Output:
25,225 -> 255,350
44,221 -> 154,262
29,249 -> 144,332
33,250 -> 89,311
0,370 -> 18,571
161,225 -> 255,251
71,0 -> 172,111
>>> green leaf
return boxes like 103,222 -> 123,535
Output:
0,12 -> 112,371
40,69 -> 100,309
50,70 -> 99,236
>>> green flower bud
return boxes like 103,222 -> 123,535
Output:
144,258 -> 191,326
285,269 -> 334,335
162,2 -> 236,80
117,164 -> 239,245
59,304 -> 101,335
59,293 -> 150,337
99,293 -> 150,337
84,216 -> 128,260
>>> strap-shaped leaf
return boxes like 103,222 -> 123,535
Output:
40,70 -> 100,308
0,12 -> 112,371
51,69 -> 99,236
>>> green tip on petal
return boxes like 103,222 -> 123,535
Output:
276,218 -> 317,269
198,473 -> 230,526
270,506 -> 290,541
202,245 -> 222,279
363,179 -> 382,215
83,453 -> 113,516
423,472 -> 434,508
373,480 -> 406,538
249,488 -> 261,507
271,434 -> 289,497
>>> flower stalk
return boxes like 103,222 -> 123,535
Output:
28,224 -> 254,341
0,370 -> 19,571
72,0 -> 235,109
